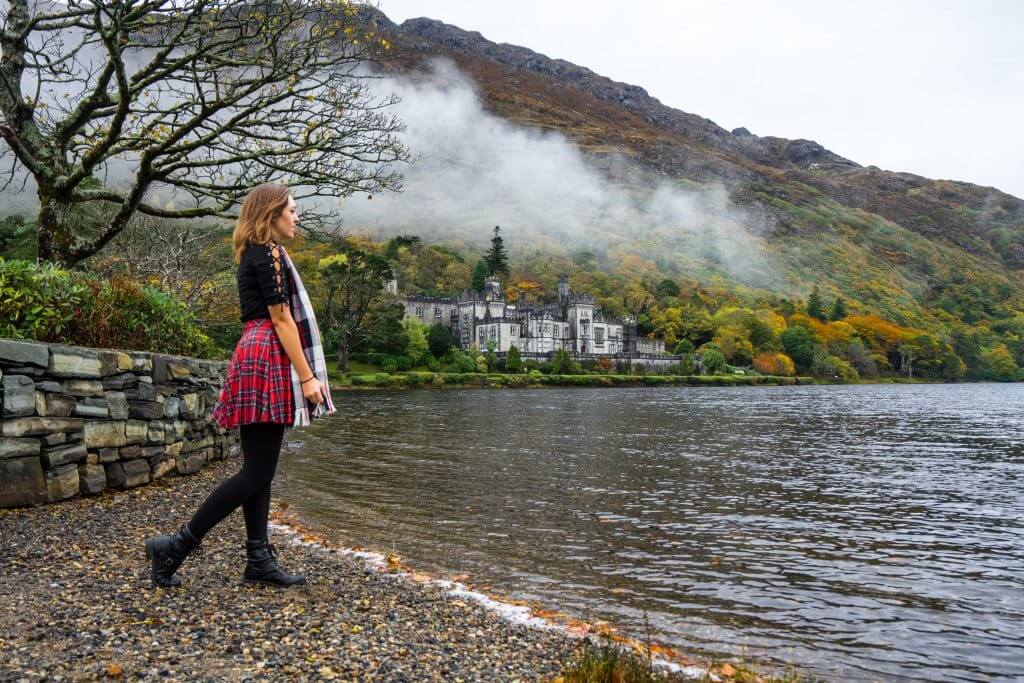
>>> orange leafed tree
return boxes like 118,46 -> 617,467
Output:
753,352 -> 796,376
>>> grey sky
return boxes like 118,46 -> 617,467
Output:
379,0 -> 1024,199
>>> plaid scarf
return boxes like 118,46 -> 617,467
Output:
278,245 -> 336,427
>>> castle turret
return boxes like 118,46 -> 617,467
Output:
484,276 -> 502,301
557,273 -> 570,303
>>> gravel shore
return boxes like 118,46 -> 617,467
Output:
0,454 -> 582,682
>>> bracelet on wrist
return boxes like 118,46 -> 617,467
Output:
300,375 -> 316,384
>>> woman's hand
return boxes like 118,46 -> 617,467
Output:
302,377 -> 325,405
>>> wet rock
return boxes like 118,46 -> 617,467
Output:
180,393 -> 202,419
124,420 -> 149,445
73,397 -> 110,419
3,416 -> 84,437
40,443 -> 87,468
0,455 -> 46,506
41,432 -> 67,447
104,459 -> 150,489
3,374 -> 37,416
102,372 -> 139,391
0,339 -> 49,367
35,390 -> 75,417
45,463 -> 79,502
84,421 -> 127,448
106,391 -> 129,420
77,463 -> 106,495
97,448 -> 120,464
128,401 -> 164,420
48,349 -> 103,378
64,379 -> 104,397
176,451 -> 205,475
0,436 -> 41,459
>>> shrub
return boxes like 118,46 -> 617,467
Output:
445,350 -> 478,374
506,344 -> 523,373
1,258 -> 215,357
0,258 -> 87,341
699,347 -> 727,374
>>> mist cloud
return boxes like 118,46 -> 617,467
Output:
342,59 -> 782,289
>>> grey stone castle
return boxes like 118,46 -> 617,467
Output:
392,273 -> 673,361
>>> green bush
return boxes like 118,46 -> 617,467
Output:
444,350 -> 478,374
0,258 -> 88,341
1,258 -> 215,357
699,347 -> 726,375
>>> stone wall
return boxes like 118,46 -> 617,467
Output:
0,338 -> 237,508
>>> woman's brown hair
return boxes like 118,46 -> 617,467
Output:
231,183 -> 292,264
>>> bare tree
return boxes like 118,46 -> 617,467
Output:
97,214 -> 229,307
0,0 -> 409,266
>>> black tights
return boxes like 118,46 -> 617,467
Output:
187,422 -> 286,542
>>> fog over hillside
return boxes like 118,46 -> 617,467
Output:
340,59 -> 783,289
0,38 -> 781,288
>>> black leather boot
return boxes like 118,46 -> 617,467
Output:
144,523 -> 203,588
243,538 -> 306,586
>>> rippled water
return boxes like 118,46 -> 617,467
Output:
274,384 -> 1024,682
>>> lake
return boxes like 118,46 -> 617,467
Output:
274,383 -> 1024,682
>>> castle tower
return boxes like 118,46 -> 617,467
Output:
557,274 -> 570,303
484,276 -> 502,301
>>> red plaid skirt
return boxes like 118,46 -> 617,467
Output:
210,319 -> 294,429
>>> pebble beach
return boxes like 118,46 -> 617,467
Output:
0,453 -> 584,682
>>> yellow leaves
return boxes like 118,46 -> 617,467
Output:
317,253 -> 348,270
385,552 -> 401,572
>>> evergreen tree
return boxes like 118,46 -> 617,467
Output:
484,225 -> 510,279
830,296 -> 848,321
471,259 -> 488,292
807,285 -> 826,321
506,344 -> 523,373
427,323 -> 455,359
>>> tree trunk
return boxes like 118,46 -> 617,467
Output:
36,194 -> 77,267
336,339 -> 350,373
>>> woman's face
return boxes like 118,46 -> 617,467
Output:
271,195 -> 299,241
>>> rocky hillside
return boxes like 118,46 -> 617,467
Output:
376,14 -> 1024,272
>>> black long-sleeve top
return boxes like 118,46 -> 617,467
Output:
237,241 -> 291,322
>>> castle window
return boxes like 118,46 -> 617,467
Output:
415,305 -> 424,317
596,328 -> 605,344
434,306 -> 442,318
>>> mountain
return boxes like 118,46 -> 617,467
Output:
388,16 -> 1023,261
351,12 -> 1024,337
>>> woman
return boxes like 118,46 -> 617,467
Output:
145,183 -> 334,588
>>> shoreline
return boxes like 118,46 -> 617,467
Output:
0,456 -> 585,681
327,370 -> 993,391
267,499 -> 714,681
330,371 -> 817,390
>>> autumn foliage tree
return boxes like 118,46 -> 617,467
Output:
0,0 -> 408,265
